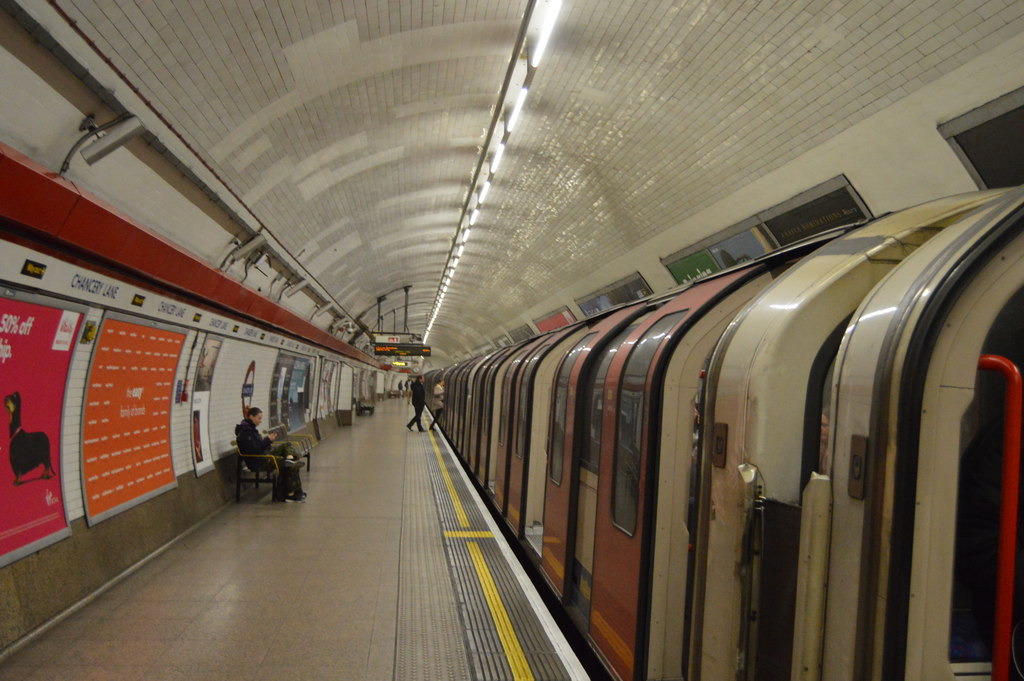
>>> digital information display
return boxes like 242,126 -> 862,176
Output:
374,343 -> 431,356
82,318 -> 185,523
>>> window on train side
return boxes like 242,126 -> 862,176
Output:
613,312 -> 685,535
583,320 -> 645,474
515,346 -> 549,459
549,333 -> 597,484
499,350 -> 530,447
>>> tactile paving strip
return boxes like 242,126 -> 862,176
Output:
394,435 -> 472,681
420,431 -> 571,681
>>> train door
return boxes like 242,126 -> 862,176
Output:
582,269 -> 760,681
818,189 -> 1024,681
507,327 -> 580,539
495,339 -> 545,515
541,304 -> 649,597
460,360 -> 482,453
567,318 -> 645,628
541,332 -> 596,593
467,352 -> 497,475
524,328 -> 589,557
488,344 -> 525,498
475,347 -> 516,484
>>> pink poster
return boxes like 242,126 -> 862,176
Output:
0,298 -> 80,565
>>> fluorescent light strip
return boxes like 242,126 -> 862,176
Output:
478,181 -> 490,205
531,0 -> 562,67
470,208 -> 480,226
491,143 -> 505,173
507,87 -> 528,131
457,244 -> 464,257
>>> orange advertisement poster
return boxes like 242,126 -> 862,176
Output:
82,319 -> 185,520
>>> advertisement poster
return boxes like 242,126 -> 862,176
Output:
0,298 -> 80,567
190,336 -> 222,476
82,318 -> 185,522
318,360 -> 336,418
269,353 -> 310,431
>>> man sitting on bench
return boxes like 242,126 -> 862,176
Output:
235,407 -> 308,503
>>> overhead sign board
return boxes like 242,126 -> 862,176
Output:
374,343 -> 431,356
374,333 -> 418,344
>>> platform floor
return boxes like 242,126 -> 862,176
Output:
0,399 -> 584,681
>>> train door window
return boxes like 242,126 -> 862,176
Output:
550,334 -> 597,484
613,312 -> 685,534
802,318 -> 848,484
951,286 -> 1024,670
515,348 -> 547,459
568,320 -> 644,623
499,349 -> 530,448
940,85 -> 1024,189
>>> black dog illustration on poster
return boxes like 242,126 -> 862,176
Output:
4,392 -> 55,485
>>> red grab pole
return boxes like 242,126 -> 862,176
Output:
978,354 -> 1022,681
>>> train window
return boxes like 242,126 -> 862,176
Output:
950,288 -> 1024,669
549,333 -> 597,484
582,320 -> 644,473
515,346 -> 548,459
499,348 -> 531,447
612,312 -> 686,534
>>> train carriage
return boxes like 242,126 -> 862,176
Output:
690,190 -> 1010,681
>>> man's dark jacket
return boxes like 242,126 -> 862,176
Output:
235,418 -> 272,456
411,382 -> 426,408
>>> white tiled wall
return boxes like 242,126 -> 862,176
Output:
338,363 -> 354,409
206,337 -> 279,459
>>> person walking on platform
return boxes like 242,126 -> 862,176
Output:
406,376 -> 426,431
428,380 -> 445,431
235,407 -> 307,502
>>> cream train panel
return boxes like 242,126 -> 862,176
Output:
647,273 -> 775,680
696,191 -> 1008,681
822,189 -> 1024,681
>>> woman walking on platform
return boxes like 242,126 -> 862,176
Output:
428,380 -> 445,431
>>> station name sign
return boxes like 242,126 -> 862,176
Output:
374,343 -> 431,356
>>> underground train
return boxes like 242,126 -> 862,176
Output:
427,187 -> 1024,681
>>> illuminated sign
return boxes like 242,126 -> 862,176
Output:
392,361 -> 408,367
374,343 -> 431,356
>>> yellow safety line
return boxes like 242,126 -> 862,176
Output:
467,541 -> 535,681
444,531 -> 494,538
429,430 -> 469,528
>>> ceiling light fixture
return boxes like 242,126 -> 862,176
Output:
531,0 -> 563,67
507,88 -> 529,131
478,181 -> 491,205
470,209 -> 480,226
491,143 -> 506,173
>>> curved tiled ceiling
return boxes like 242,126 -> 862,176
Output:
36,0 -> 1024,360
